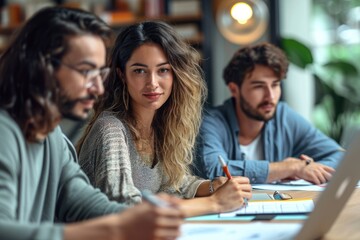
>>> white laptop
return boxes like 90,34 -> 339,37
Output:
293,131 -> 360,239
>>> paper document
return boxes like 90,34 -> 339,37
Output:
275,179 -> 316,185
220,199 -> 314,217
252,180 -> 360,191
178,222 -> 301,240
252,179 -> 325,191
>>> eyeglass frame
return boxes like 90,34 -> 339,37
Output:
52,58 -> 110,89
273,190 -> 293,200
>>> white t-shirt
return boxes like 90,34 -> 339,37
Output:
239,134 -> 264,160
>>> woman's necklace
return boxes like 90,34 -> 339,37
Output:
137,128 -> 155,167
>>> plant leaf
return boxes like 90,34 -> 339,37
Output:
323,61 -> 359,77
281,38 -> 313,69
314,74 -> 329,105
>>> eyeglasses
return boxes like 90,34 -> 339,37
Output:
273,190 -> 293,200
55,60 -> 110,89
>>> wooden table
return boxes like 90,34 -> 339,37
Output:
289,189 -> 360,240
186,189 -> 360,239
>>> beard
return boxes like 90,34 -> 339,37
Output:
58,93 -> 97,121
239,94 -> 276,122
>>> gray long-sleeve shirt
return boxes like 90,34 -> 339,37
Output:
78,111 -> 205,205
0,110 -> 125,240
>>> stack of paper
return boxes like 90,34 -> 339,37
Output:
220,199 -> 314,217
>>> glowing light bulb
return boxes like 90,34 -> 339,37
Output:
230,2 -> 253,24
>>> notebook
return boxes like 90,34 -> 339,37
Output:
219,190 -> 314,218
293,131 -> 360,239
219,199 -> 313,217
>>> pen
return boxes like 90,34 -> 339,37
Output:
218,155 -> 248,207
218,155 -> 232,179
141,190 -> 171,208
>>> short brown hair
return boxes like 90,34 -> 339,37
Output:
223,42 -> 289,86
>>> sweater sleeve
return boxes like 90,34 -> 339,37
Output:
160,174 -> 206,199
0,144 -> 63,240
0,113 -> 64,240
78,114 -> 142,206
0,221 -> 63,240
56,131 -> 127,222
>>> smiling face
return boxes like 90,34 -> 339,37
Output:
123,43 -> 174,115
233,64 -> 282,122
55,34 -> 106,120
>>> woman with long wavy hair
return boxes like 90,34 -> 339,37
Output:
76,21 -> 252,217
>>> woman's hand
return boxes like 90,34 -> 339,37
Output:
210,176 -> 252,213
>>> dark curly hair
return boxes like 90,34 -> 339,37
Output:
223,42 -> 289,86
0,7 -> 112,142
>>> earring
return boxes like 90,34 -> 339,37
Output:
122,86 -> 129,111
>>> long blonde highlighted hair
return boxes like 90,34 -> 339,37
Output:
77,21 -> 207,190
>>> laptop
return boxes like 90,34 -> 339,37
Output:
293,131 -> 360,240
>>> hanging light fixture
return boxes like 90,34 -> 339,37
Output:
214,0 -> 269,44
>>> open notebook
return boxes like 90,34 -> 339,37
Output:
220,198 -> 313,217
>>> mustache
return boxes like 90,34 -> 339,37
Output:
59,94 -> 98,112
76,94 -> 98,102
61,94 -> 97,106
258,101 -> 275,108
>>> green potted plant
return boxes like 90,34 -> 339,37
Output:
281,38 -> 360,144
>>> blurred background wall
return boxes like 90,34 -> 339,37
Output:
1,0 -> 359,145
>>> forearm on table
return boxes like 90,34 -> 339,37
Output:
267,160 -> 303,183
178,197 -> 218,218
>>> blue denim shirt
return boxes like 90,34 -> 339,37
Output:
194,98 -> 344,183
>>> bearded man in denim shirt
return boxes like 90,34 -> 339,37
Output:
195,43 -> 344,184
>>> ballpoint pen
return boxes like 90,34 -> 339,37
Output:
218,155 -> 232,179
141,190 -> 171,208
